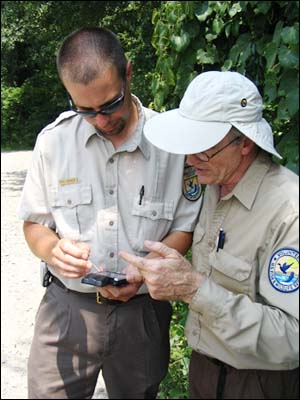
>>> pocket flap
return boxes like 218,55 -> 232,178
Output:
209,250 -> 252,281
51,184 -> 92,208
132,197 -> 174,220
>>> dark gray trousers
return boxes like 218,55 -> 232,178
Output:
189,350 -> 299,399
28,280 -> 172,399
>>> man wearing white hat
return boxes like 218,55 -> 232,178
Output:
120,71 -> 299,399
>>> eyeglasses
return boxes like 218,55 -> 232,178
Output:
195,136 -> 242,162
68,81 -> 126,118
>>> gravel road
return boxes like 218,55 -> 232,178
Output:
1,151 -> 107,399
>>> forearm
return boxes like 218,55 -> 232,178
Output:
23,221 -> 59,265
191,278 -> 299,366
162,230 -> 193,255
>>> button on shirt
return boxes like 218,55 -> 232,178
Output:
18,95 -> 201,292
185,151 -> 299,370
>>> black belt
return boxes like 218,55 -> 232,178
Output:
205,355 -> 226,367
51,275 -> 145,305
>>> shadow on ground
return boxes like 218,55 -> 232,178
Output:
1,170 -> 27,193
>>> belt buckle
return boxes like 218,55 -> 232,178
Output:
96,292 -> 103,304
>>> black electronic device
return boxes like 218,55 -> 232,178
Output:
81,271 -> 128,287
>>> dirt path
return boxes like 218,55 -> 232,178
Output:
1,151 -> 107,399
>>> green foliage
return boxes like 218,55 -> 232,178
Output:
1,76 -> 67,149
151,1 -> 299,173
159,301 -> 191,399
1,84 -> 25,148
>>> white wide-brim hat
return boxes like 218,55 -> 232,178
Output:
144,71 -> 282,159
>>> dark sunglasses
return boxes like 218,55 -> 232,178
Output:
68,81 -> 126,118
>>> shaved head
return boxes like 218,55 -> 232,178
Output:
57,27 -> 127,85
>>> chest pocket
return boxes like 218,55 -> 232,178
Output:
50,184 -> 92,238
209,250 -> 255,298
129,196 -> 174,252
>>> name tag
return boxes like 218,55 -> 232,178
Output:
58,178 -> 78,186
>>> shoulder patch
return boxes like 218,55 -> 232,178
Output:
268,248 -> 299,293
183,165 -> 201,201
40,111 -> 77,135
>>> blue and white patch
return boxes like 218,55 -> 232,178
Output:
183,165 -> 201,201
268,248 -> 299,293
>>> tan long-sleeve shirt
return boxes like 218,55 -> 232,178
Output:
186,151 -> 299,370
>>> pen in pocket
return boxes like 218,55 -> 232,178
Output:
216,229 -> 225,252
139,185 -> 145,205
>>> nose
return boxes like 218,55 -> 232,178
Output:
96,111 -> 111,120
94,112 -> 111,124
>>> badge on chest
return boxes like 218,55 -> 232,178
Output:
183,165 -> 201,201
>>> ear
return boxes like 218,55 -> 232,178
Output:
241,137 -> 256,156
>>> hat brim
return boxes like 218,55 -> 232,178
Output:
144,109 -> 232,154
232,120 -> 282,159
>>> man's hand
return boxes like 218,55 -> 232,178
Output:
119,240 -> 203,302
51,239 -> 92,279
97,264 -> 143,302
23,222 -> 92,279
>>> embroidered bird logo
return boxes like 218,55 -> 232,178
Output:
278,261 -> 294,274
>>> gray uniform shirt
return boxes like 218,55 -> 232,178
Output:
185,151 -> 299,370
18,95 -> 202,292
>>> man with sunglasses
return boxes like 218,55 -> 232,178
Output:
18,27 -> 202,399
120,71 -> 299,399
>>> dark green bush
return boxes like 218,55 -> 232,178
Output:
159,301 -> 191,399
151,1 -> 299,173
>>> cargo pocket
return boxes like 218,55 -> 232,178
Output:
209,250 -> 254,296
129,197 -> 174,252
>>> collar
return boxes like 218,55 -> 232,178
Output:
82,95 -> 150,160
221,151 -> 272,209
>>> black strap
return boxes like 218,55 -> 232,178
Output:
216,363 -> 227,399
42,270 -> 53,287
